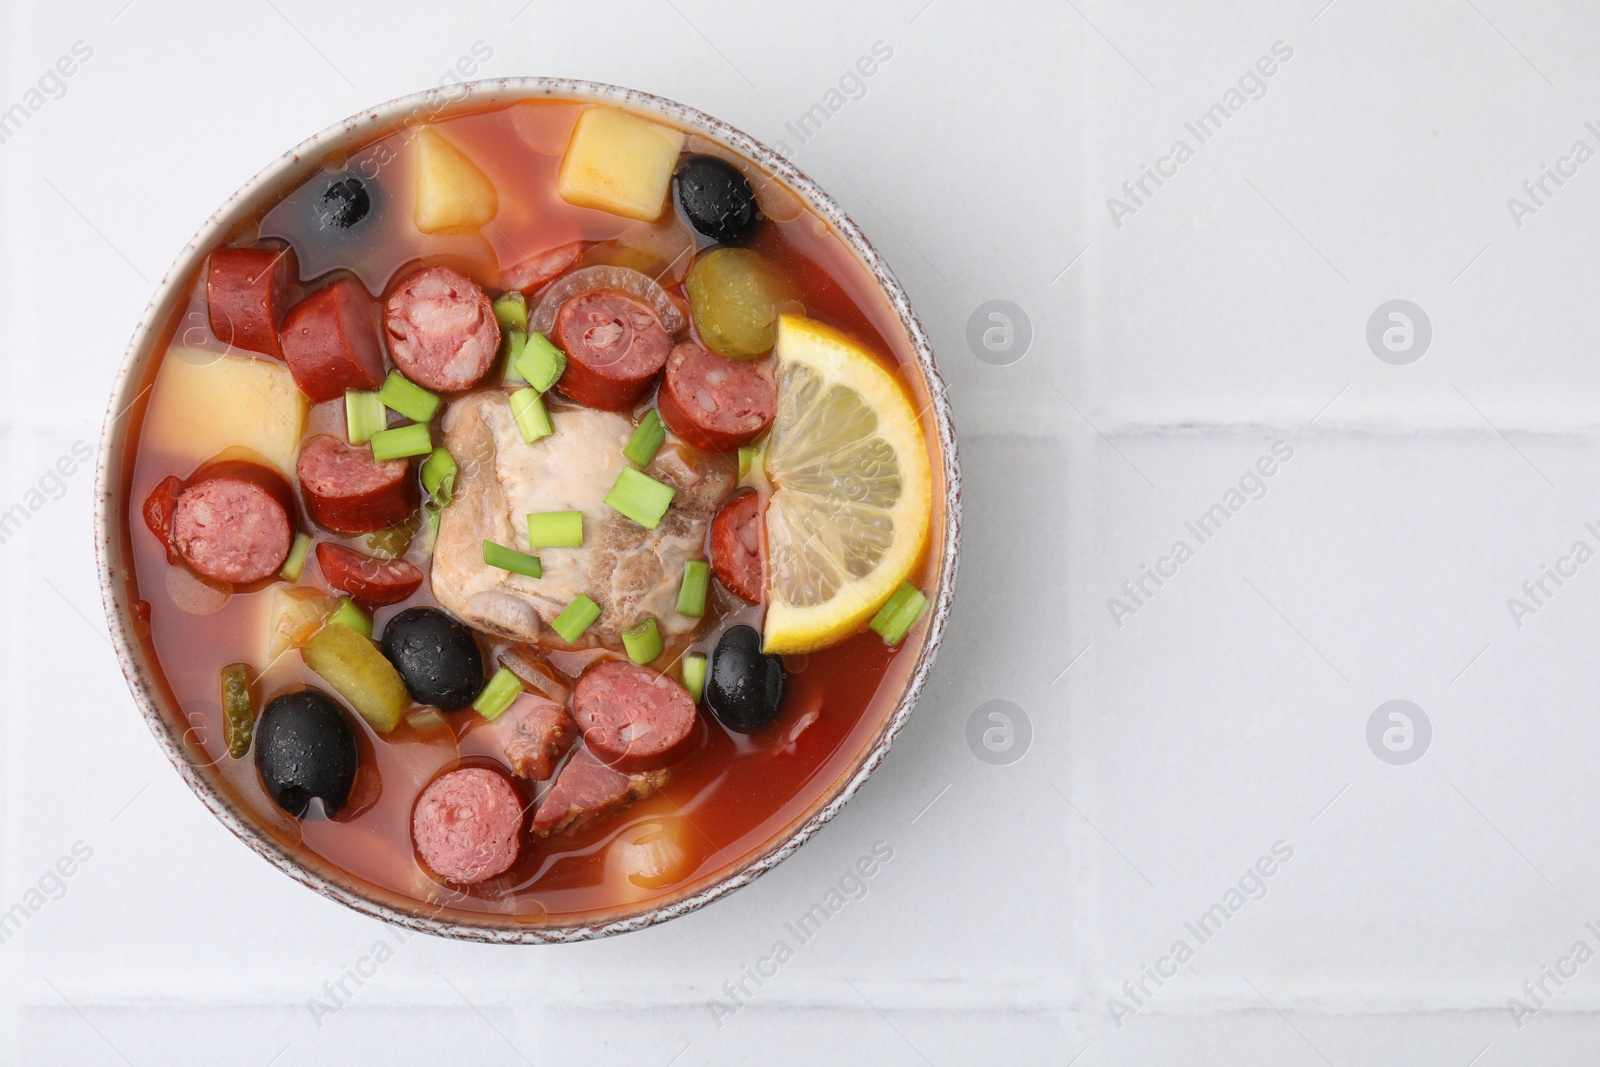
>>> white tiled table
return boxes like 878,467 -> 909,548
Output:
5,0 -> 1600,1062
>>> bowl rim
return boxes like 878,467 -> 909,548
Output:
93,77 -> 961,943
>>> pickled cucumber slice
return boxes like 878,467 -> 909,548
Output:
303,623 -> 410,733
221,662 -> 254,760
685,248 -> 789,359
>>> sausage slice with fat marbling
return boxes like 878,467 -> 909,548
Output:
170,461 -> 296,585
709,490 -> 765,603
552,290 -> 672,411
296,434 -> 418,534
656,340 -> 776,453
411,766 -> 523,885
383,266 -> 500,393
571,659 -> 698,773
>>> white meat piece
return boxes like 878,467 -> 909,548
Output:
431,391 -> 732,647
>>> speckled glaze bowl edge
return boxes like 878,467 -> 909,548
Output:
93,77 -> 961,943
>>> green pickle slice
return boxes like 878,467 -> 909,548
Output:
221,662 -> 254,760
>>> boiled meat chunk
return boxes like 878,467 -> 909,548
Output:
431,392 -> 733,647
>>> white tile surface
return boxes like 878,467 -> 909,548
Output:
7,0 -> 1600,1062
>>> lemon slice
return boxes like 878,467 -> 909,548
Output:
760,314 -> 932,654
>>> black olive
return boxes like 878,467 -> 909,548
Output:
379,607 -> 485,710
674,154 -> 761,245
318,177 -> 371,229
255,689 -> 359,818
705,625 -> 785,733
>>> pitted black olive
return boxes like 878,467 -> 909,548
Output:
705,625 -> 785,733
255,689 -> 359,817
379,607 -> 484,710
318,177 -> 371,229
674,155 -> 761,245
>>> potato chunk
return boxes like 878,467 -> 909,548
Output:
141,347 -> 308,476
557,106 -> 686,222
413,126 -> 499,233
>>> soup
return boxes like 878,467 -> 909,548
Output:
114,95 -> 945,931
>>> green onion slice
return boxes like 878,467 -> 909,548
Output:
605,467 -> 676,529
405,707 -> 449,732
344,390 -> 386,446
377,371 -> 441,424
868,581 -> 929,646
501,327 -> 528,385
483,540 -> 542,578
676,559 -> 710,617
739,447 -> 765,482
622,617 -> 663,664
509,387 -> 554,444
327,596 -> 372,640
492,291 -> 529,333
514,331 -> 568,393
552,594 -> 601,645
527,510 -> 583,548
221,662 -> 254,760
472,667 -> 524,721
421,447 -> 457,508
279,532 -> 311,582
623,409 -> 666,468
370,423 -> 433,463
682,653 -> 707,703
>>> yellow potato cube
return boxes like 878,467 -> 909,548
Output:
557,107 -> 686,222
413,125 -> 499,233
140,347 -> 308,477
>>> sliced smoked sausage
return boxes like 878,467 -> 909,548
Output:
532,748 -> 669,836
315,543 -> 424,606
709,490 -> 765,603
170,461 -> 296,584
382,266 -> 500,393
207,246 -> 297,359
142,475 -> 185,564
572,660 -> 698,773
656,341 -> 777,452
411,766 -> 523,884
296,434 -> 418,534
552,290 -> 672,411
280,278 -> 386,402
500,240 -> 585,294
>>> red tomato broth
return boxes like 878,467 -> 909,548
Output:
118,98 -> 945,928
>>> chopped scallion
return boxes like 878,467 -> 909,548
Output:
377,371 -> 441,424
682,653 -> 707,703
472,667 -> 524,721
509,387 -> 554,444
514,331 -> 568,392
492,291 -> 529,333
483,540 -> 542,578
676,559 -> 710,617
501,327 -> 528,384
551,594 -> 601,645
405,707 -> 449,732
527,510 -> 583,548
605,467 -> 676,529
421,447 -> 457,508
327,596 -> 372,639
869,581 -> 928,646
739,446 -> 765,482
344,390 -> 386,446
370,422 -> 433,462
622,617 -> 663,664
279,532 -> 311,581
623,409 -> 666,468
